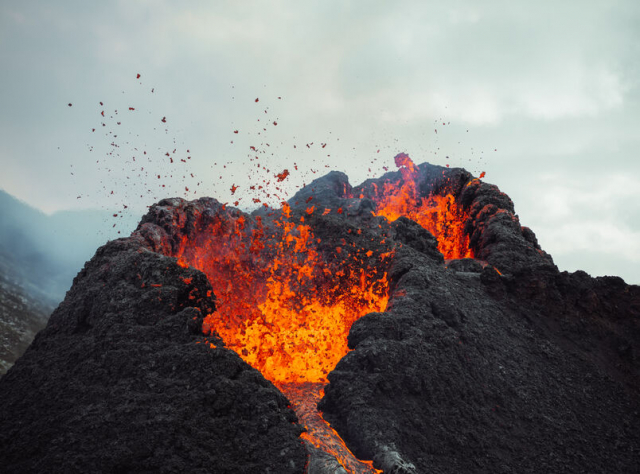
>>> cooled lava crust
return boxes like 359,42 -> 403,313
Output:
1,160 -> 639,473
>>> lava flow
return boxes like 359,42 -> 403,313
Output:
169,155 -> 475,471
282,383 -> 382,474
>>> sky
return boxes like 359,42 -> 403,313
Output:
1,0 -> 639,284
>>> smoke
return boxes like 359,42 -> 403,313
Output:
0,189 -> 139,302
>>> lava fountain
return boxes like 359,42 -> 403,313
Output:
162,154 -> 475,472
367,153 -> 473,260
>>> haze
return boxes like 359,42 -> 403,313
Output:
1,1 -> 639,284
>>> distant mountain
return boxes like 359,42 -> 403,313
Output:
0,189 -> 139,374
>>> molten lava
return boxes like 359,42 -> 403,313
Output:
169,156 -> 475,471
175,203 -> 390,384
371,153 -> 473,259
173,201 -> 389,470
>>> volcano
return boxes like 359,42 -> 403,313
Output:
1,156 -> 639,473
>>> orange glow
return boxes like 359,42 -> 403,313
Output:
281,383 -> 382,473
173,208 -> 390,385
164,158 -> 474,470
372,154 -> 473,259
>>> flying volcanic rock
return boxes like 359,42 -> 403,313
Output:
0,157 -> 639,473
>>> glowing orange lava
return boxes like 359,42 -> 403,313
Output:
281,383 -> 382,473
371,153 -> 473,259
168,157 -> 474,471
174,203 -> 390,385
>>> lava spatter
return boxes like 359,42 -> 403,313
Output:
174,204 -> 390,385
370,153 -> 473,259
170,200 -> 390,470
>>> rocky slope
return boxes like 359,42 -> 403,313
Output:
0,238 -> 305,473
320,243 -> 640,473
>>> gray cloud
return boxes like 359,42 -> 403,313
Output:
1,0 -> 639,282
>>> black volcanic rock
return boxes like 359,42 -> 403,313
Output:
286,170 -> 353,213
320,244 -> 640,473
389,216 -> 444,265
0,237 -> 305,473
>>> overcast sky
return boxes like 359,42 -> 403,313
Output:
1,0 -> 639,284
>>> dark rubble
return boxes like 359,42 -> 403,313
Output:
0,161 -> 639,473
